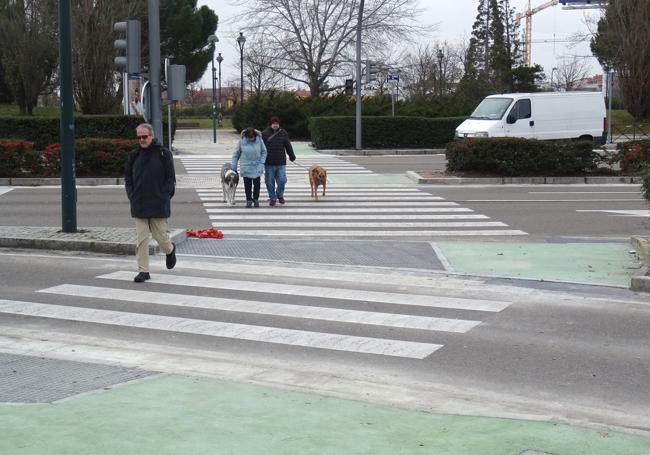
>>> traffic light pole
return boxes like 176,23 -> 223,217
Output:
355,0 -> 364,152
58,0 -> 77,232
148,0 -> 163,140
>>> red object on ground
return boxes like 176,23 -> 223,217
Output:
186,228 -> 224,239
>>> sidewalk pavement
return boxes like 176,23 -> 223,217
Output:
2,370 -> 649,455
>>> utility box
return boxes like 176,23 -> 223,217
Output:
167,65 -> 186,101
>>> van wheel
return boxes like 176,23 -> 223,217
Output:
578,135 -> 594,143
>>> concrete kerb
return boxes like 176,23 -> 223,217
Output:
0,227 -> 187,256
406,171 -> 644,185
319,148 -> 446,156
630,236 -> 650,293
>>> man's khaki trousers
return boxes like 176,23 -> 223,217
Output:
135,218 -> 174,272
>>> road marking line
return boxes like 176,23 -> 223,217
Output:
429,242 -> 454,272
205,207 -> 473,213
0,299 -> 440,359
39,285 -> 482,333
211,229 -> 528,237
0,187 -> 13,197
208,214 -> 490,220
576,209 -> 650,217
203,201 -> 458,207
210,221 -> 508,228
528,191 -> 640,194
98,271 -> 512,312
466,199 -> 643,202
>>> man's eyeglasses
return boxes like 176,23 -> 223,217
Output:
137,135 -> 150,140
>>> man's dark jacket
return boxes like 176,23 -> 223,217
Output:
124,139 -> 176,218
262,127 -> 295,165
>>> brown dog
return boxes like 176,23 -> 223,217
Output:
309,164 -> 327,201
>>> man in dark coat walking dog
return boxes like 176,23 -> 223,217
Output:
262,116 -> 295,206
124,123 -> 177,282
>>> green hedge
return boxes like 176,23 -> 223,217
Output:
446,138 -> 599,176
0,138 -> 137,177
0,115 -> 175,149
232,93 -> 471,141
309,116 -> 466,149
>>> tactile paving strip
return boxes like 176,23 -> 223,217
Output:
177,238 -> 444,270
0,353 -> 157,403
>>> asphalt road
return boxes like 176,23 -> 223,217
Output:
1,251 -> 648,431
1,183 -> 646,240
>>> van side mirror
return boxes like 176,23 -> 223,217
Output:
506,113 -> 517,124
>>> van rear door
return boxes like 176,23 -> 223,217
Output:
504,98 -> 534,139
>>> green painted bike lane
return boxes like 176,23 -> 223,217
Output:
1,374 -> 648,454
435,241 -> 639,287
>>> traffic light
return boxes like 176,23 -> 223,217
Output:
366,60 -> 381,84
114,20 -> 141,74
344,79 -> 354,95
167,65 -> 187,102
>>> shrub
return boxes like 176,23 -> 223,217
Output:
446,138 -> 599,176
309,116 -> 466,149
0,140 -> 35,176
0,138 -> 137,178
0,115 -> 175,149
641,165 -> 650,203
609,140 -> 650,174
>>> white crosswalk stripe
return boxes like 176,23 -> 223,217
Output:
39,284 -> 482,332
98,271 -> 510,312
0,299 -> 440,359
0,268 -> 513,359
182,156 -> 527,238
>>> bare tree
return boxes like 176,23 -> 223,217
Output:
0,0 -> 59,115
401,42 -> 464,98
245,40 -> 285,95
555,55 -> 591,91
240,0 -> 430,97
72,0 -> 146,114
591,0 -> 650,119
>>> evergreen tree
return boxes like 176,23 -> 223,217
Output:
458,0 -> 540,102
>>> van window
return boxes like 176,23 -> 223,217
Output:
469,98 -> 513,120
510,99 -> 531,120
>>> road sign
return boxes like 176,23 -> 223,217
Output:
387,74 -> 399,82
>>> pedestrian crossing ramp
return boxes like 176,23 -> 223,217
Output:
0,267 -> 513,361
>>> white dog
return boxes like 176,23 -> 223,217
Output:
220,163 -> 239,206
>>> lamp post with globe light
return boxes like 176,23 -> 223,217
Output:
207,34 -> 218,143
236,32 -> 246,103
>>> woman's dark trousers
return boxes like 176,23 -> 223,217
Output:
244,176 -> 261,202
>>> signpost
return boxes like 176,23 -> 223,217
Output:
387,74 -> 399,117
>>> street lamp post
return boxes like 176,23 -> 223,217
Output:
437,48 -> 444,97
207,34 -> 218,143
216,52 -> 223,119
236,32 -> 246,103
551,67 -> 558,91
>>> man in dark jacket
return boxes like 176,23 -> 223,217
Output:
262,116 -> 295,206
124,123 -> 177,282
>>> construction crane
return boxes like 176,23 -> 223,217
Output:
515,1 -> 608,66
515,0 -> 559,67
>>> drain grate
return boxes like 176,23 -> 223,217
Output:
0,353 -> 156,403
177,238 -> 444,270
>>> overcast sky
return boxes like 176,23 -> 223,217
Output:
196,0 -> 602,88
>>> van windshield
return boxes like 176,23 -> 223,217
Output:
469,98 -> 513,120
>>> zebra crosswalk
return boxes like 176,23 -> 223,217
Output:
181,156 -> 527,238
0,267 -> 513,360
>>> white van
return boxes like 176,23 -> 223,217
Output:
455,92 -> 606,144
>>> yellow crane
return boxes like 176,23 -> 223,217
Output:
515,0 -> 559,66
